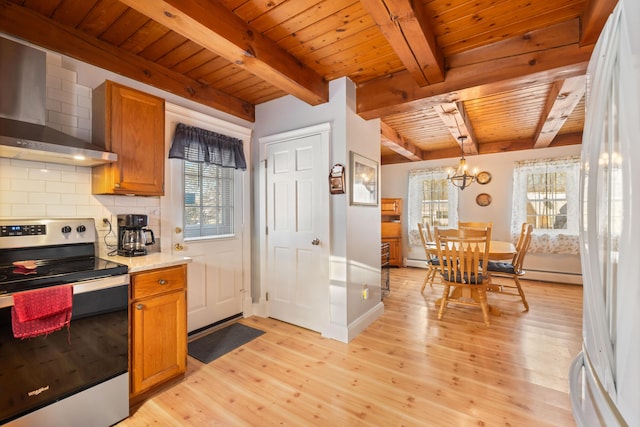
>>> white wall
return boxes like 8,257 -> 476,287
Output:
381,144 -> 583,283
253,78 -> 382,342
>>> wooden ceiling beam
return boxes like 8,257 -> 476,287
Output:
434,102 -> 478,155
0,0 -> 254,121
380,121 -> 423,161
581,0 -> 618,46
381,132 -> 583,165
533,75 -> 586,148
119,0 -> 328,106
357,23 -> 594,119
360,0 -> 444,86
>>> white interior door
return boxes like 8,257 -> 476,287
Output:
163,104 -> 252,333
264,124 -> 330,333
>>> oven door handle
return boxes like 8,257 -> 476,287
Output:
0,274 -> 130,309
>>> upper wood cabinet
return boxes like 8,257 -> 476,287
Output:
381,198 -> 401,216
92,80 -> 165,196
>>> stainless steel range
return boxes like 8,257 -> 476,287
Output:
0,218 -> 130,426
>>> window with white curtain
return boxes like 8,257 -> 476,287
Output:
511,156 -> 580,254
407,168 -> 458,246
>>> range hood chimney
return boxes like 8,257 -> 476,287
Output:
0,37 -> 117,166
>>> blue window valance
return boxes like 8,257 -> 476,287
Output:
169,123 -> 247,170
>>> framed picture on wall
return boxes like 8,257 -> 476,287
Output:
350,151 -> 378,206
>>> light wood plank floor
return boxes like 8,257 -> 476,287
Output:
118,267 -> 583,426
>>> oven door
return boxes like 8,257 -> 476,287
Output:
0,275 -> 130,426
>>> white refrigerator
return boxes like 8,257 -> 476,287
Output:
569,0 -> 640,425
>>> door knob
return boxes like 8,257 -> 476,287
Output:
136,304 -> 144,310
311,238 -> 320,246
174,243 -> 184,251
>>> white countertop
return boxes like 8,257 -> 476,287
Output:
106,252 -> 192,273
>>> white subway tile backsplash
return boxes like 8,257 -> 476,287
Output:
46,98 -> 62,112
46,205 -> 78,217
76,182 -> 92,194
78,117 -> 92,132
62,79 -> 90,97
12,204 -> 46,217
0,191 -> 28,204
61,169 -> 91,184
45,181 -> 77,194
61,102 -> 90,119
46,74 -> 62,90
29,168 -> 61,181
115,196 -> 140,207
61,194 -> 91,205
29,192 -> 61,205
48,64 -> 77,83
10,159 -> 47,170
75,205 -> 103,217
12,179 -> 45,192
42,163 -> 77,172
49,110 -> 78,128
47,86 -> 76,105
0,161 -> 29,179
77,95 -> 92,109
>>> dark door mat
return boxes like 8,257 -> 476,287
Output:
188,323 -> 265,364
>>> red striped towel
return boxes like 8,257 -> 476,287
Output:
11,285 -> 73,339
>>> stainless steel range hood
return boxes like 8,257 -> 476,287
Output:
0,37 -> 117,166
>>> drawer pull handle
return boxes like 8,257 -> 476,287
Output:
136,304 -> 144,310
158,279 -> 167,285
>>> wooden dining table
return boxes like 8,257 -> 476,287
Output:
484,240 -> 517,260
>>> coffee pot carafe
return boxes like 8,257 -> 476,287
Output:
117,214 -> 156,257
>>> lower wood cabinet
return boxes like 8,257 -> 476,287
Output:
382,237 -> 402,267
130,264 -> 187,400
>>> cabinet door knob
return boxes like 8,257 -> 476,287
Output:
174,243 -> 184,251
136,304 -> 144,310
175,227 -> 182,234
158,279 -> 167,285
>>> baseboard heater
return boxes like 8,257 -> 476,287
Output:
404,258 -> 582,285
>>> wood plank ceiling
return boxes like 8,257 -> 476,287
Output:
0,0 -> 617,165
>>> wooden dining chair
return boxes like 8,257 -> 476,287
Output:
417,222 -> 440,292
486,223 -> 533,311
434,226 -> 493,326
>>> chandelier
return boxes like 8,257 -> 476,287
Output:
447,136 -> 477,190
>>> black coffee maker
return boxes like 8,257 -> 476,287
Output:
117,214 -> 155,256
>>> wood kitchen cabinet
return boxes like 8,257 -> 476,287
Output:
381,198 -> 402,267
129,264 -> 187,401
381,198 -> 401,216
92,80 -> 165,196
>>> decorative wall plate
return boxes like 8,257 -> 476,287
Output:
477,171 -> 492,185
476,193 -> 492,207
